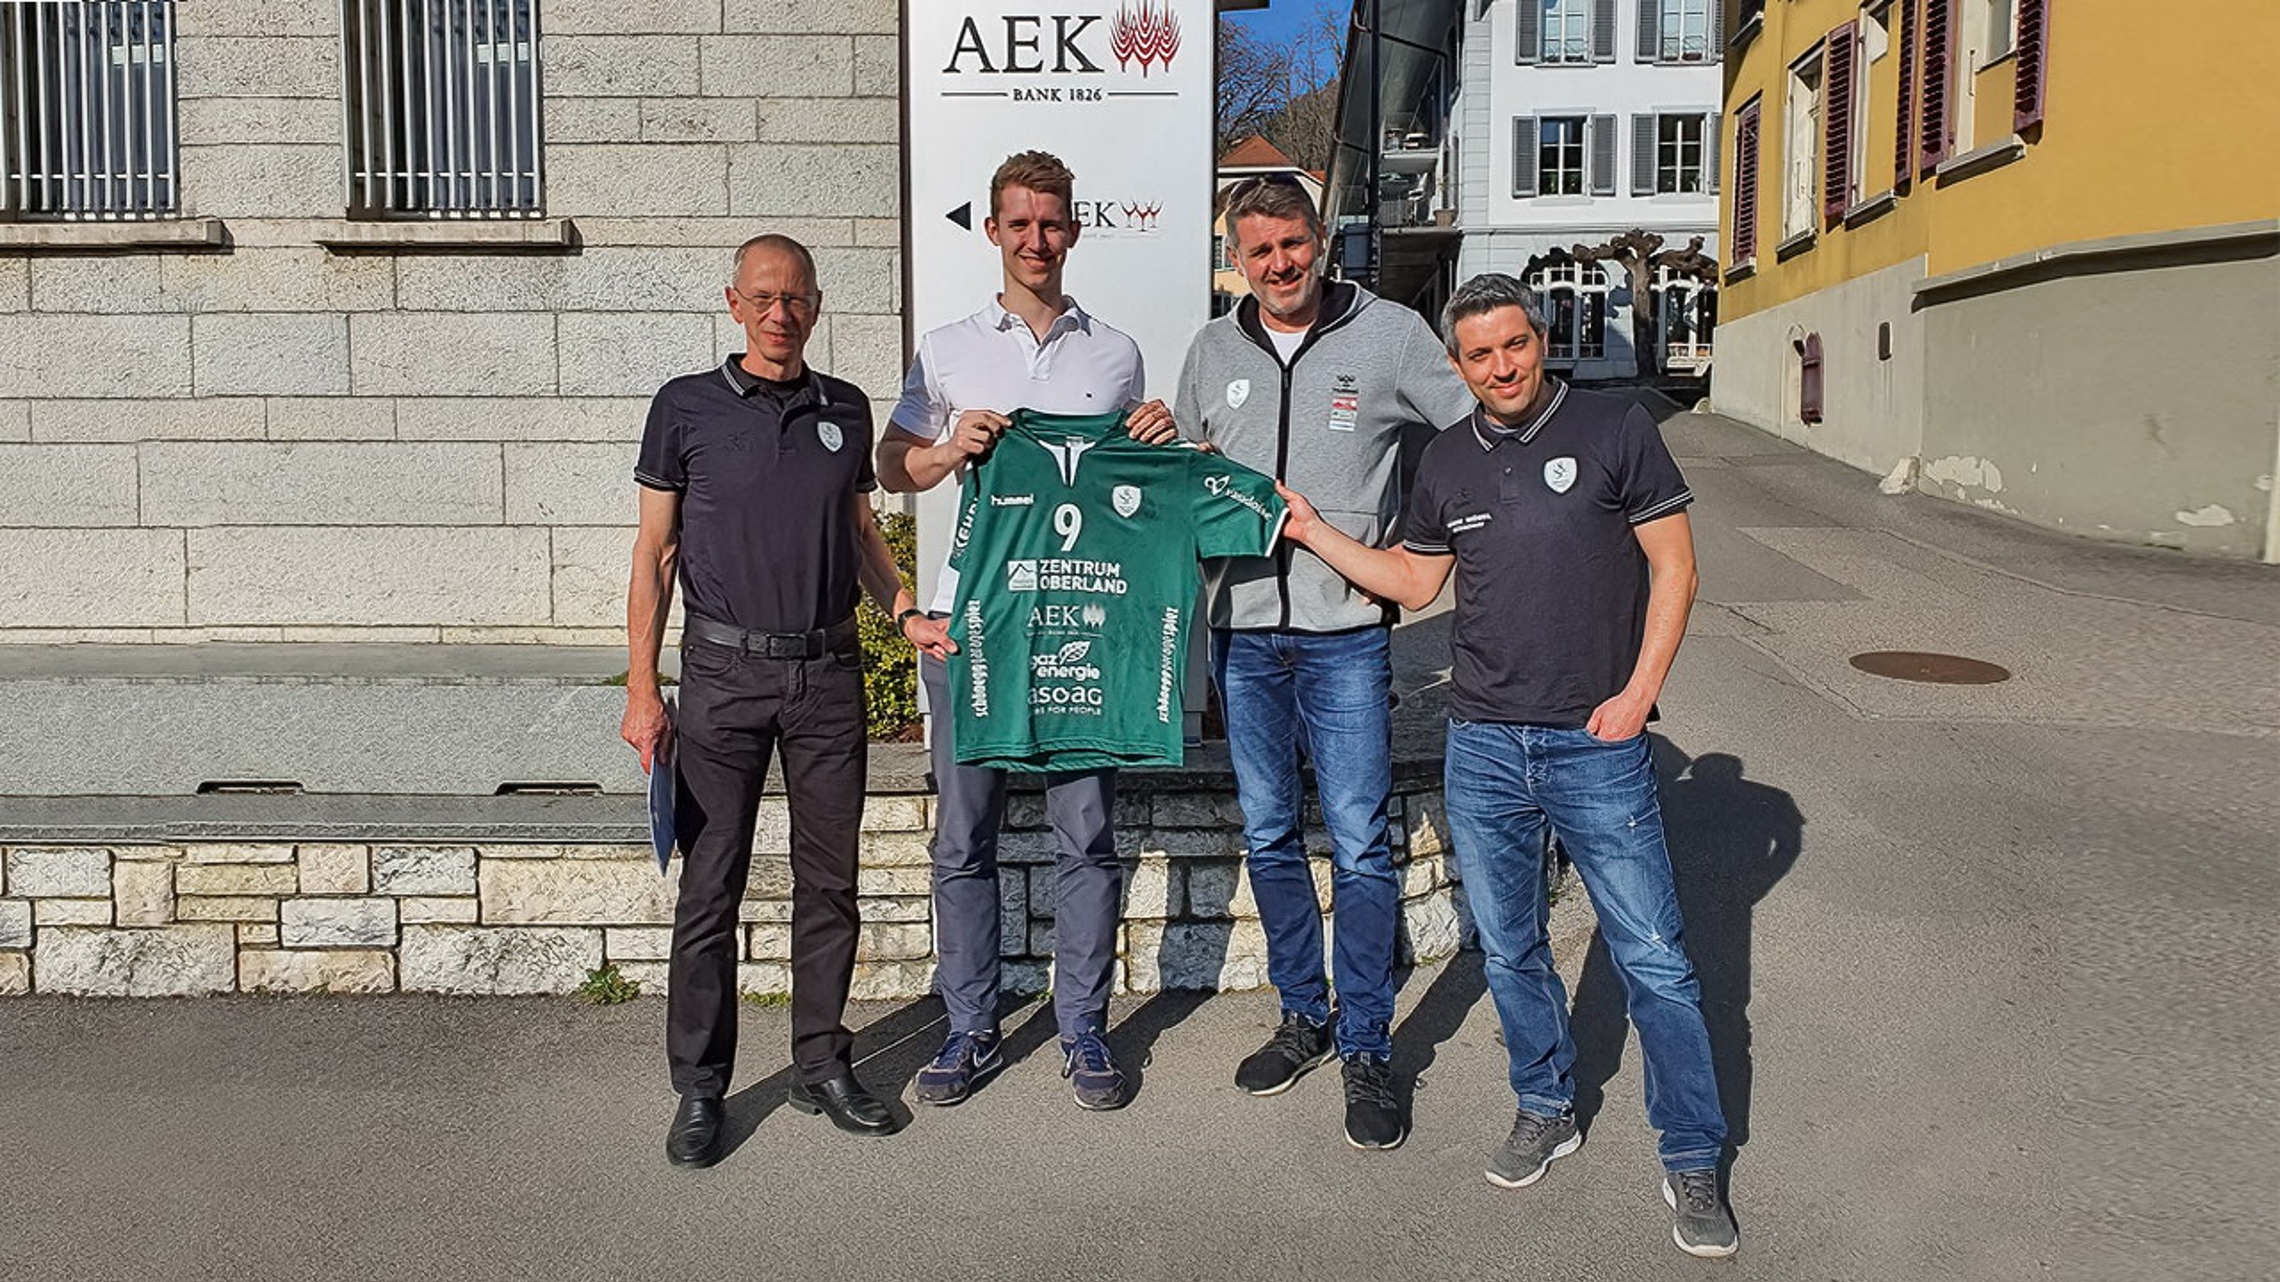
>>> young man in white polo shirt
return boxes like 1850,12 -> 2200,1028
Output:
877,151 -> 1175,1112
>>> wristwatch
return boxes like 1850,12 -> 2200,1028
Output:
894,607 -> 924,631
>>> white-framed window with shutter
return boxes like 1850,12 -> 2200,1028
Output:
341,0 -> 544,220
1632,112 -> 1714,195
1652,263 -> 1715,371
1638,0 -> 1715,64
1526,259 -> 1609,363
0,0 -> 178,220
1519,0 -> 1613,66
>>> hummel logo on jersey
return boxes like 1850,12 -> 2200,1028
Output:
991,493 -> 1036,507
1112,485 -> 1142,517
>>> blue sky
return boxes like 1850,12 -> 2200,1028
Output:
1224,0 -> 1345,84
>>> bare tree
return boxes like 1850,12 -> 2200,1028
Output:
1218,4 -> 1345,170
1217,19 -> 1298,159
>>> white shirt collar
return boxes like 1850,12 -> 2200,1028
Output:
982,294 -> 1092,339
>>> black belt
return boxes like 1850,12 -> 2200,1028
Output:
683,613 -> 858,660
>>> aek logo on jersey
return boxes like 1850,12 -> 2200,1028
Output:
1031,640 -> 1102,681
1028,602 -> 1108,630
941,3 -> 1183,78
1005,557 -> 1128,595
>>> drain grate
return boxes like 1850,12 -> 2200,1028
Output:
1848,651 -> 2012,685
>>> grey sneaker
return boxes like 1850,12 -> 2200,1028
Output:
1484,1109 -> 1582,1188
913,1029 -> 1002,1106
1663,1168 -> 1740,1258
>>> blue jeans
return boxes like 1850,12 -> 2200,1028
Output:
1443,719 -> 1725,1171
1210,627 -> 1397,1058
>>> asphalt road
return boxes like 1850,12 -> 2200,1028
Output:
3,405 -> 2273,1281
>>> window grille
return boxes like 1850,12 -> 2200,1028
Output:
340,0 -> 543,218
0,0 -> 177,219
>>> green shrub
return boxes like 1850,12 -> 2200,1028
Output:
574,963 -> 642,1005
860,510 -> 923,742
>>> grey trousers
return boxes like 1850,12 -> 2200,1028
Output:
921,652 -> 1120,1041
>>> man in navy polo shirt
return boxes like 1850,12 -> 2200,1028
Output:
1274,272 -> 1738,1259
621,233 -> 954,1168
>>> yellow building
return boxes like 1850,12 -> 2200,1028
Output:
1712,0 -> 2280,560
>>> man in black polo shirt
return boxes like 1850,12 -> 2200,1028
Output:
621,234 -> 954,1167
1274,272 -> 1738,1258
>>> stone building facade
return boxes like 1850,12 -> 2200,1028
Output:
0,0 -> 906,642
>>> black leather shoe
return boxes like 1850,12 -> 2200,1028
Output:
787,1071 -> 898,1136
665,1095 -> 725,1168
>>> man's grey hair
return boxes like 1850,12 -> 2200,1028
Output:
1440,273 -> 1549,355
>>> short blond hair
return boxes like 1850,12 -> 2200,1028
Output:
990,150 -> 1076,218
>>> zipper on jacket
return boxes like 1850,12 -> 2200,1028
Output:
1241,283 -> 1362,632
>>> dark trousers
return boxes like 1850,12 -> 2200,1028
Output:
668,636 -> 866,1097
921,652 -> 1120,1041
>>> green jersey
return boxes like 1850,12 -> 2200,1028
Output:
946,409 -> 1286,771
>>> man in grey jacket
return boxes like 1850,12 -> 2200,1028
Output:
1173,175 -> 1475,1149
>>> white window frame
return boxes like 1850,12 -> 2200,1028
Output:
1527,260 -> 1609,363
1660,0 -> 1714,64
340,0 -> 545,220
1538,114 -> 1588,196
0,0 -> 179,220
1784,49 -> 1823,240
1657,113 -> 1707,195
1849,9 -> 1883,205
1652,264 -> 1714,371
1542,0 -> 1593,65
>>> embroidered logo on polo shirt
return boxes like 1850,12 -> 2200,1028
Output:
817,421 -> 844,452
1544,457 -> 1577,494
1447,512 -> 1494,534
1226,379 -> 1250,409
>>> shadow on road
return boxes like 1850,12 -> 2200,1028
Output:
1568,738 -> 1803,1163
717,998 -> 946,1155
1391,949 -> 1487,1114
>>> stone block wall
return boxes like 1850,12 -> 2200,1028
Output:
0,0 -> 904,643
0,786 -> 1462,999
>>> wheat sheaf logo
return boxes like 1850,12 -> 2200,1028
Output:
1109,1 -> 1181,75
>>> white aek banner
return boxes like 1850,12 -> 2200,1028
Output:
901,0 -> 1217,624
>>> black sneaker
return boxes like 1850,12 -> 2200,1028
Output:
1061,1031 -> 1132,1111
1663,1168 -> 1740,1258
1234,1012 -> 1335,1096
1484,1109 -> 1581,1188
1340,1054 -> 1406,1150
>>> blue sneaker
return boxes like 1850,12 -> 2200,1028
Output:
913,1029 -> 1002,1106
1060,1031 -> 1131,1111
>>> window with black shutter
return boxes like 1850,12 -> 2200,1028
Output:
1895,0 -> 1918,190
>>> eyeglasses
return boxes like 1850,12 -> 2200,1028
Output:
1218,172 -> 1314,219
732,287 -> 820,318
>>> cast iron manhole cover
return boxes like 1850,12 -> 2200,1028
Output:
1848,651 -> 2012,684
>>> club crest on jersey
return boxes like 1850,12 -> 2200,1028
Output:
1226,379 -> 1250,409
1544,457 -> 1577,494
816,420 -> 843,452
1112,485 -> 1142,517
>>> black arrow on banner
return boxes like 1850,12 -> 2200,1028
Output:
946,202 -> 973,230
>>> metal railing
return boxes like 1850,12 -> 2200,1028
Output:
340,0 -> 543,219
0,0 -> 177,220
